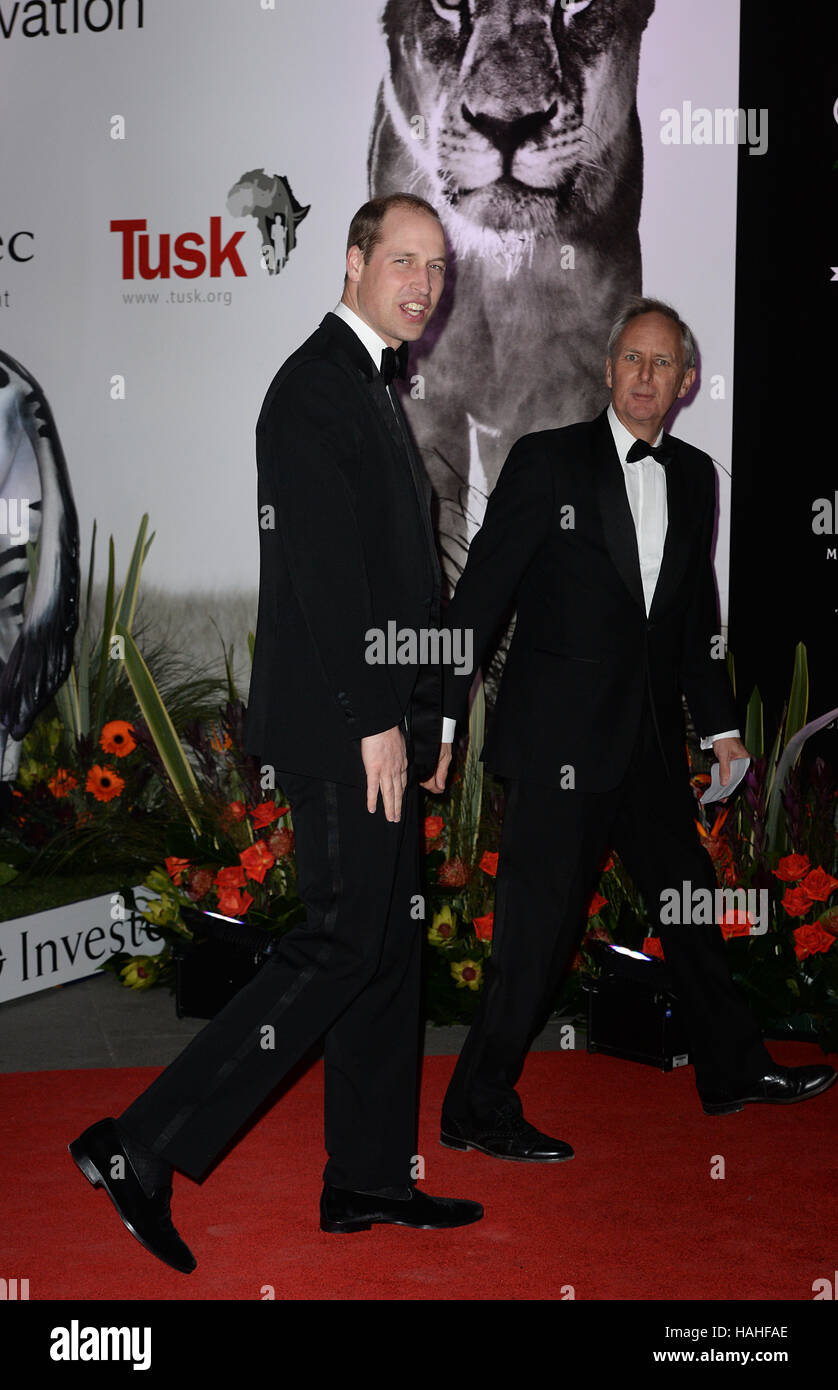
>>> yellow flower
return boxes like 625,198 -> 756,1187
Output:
428,904 -> 457,947
451,959 -> 482,991
120,958 -> 156,991
141,895 -> 180,928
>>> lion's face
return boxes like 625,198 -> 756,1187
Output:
380,0 -> 654,248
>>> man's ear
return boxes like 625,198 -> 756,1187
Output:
605,357 -> 613,390
677,366 -> 696,399
346,244 -> 364,284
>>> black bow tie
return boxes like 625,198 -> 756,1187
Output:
626,438 -> 673,466
379,343 -> 409,387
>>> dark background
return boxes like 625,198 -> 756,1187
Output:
729,3 -> 837,747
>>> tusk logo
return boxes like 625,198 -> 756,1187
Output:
226,169 -> 310,276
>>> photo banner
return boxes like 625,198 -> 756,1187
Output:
2,0 -> 740,616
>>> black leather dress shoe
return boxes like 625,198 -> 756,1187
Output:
700,1064 -> 837,1115
440,1112 -> 574,1162
320,1183 -> 483,1233
69,1118 -> 196,1274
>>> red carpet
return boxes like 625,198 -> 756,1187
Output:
3,1043 -> 837,1301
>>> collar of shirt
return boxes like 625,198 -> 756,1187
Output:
332,301 -> 391,374
606,402 -> 664,466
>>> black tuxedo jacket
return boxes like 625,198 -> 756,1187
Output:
244,312 -> 441,787
444,409 -> 737,792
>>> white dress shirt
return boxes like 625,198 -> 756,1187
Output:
332,300 -> 390,369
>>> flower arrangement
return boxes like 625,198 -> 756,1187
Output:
5,515 -> 835,1055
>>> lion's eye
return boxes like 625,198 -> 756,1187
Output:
429,0 -> 465,24
560,0 -> 594,22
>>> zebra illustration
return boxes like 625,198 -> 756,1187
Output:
0,350 -> 79,788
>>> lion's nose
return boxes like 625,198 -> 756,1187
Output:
461,100 -> 558,160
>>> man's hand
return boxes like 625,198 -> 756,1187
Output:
712,735 -> 750,791
420,743 -> 453,795
361,726 -> 408,821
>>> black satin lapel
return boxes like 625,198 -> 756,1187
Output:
369,376 -> 407,453
649,440 -> 692,619
592,415 -> 645,611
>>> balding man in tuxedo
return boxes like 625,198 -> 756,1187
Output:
437,298 -> 835,1161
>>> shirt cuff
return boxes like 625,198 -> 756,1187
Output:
441,717 -> 457,743
700,728 -> 740,750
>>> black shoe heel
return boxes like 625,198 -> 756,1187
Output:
69,1143 -> 103,1187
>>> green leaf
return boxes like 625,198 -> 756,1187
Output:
114,622 -> 202,832
74,521 -> 98,736
112,514 -> 151,638
784,642 -> 809,747
92,537 -> 116,741
743,685 -> 764,760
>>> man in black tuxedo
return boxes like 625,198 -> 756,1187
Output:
69,194 -> 481,1272
437,299 -> 835,1162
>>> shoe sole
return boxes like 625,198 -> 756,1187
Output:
68,1140 -> 196,1274
439,1132 -> 574,1162
702,1071 -> 837,1116
321,1212 -> 483,1234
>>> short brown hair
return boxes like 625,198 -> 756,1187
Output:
346,193 -> 441,263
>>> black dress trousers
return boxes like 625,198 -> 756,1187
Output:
120,773 -> 424,1191
443,704 -> 772,1125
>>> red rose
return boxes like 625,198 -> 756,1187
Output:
719,910 -> 752,939
781,884 -> 815,918
250,801 -> 288,829
239,841 -> 276,885
215,865 -> 248,890
216,888 -> 254,918
473,912 -> 494,941
438,858 -> 470,888
479,851 -> 499,877
642,937 -> 665,960
266,827 -> 295,858
587,892 -> 608,918
424,815 -> 444,842
793,921 -> 835,961
801,866 -> 838,902
227,801 -> 247,822
772,853 -> 811,883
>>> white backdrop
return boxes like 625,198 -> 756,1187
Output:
1,0 -> 739,615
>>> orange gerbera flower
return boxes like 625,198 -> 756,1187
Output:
85,765 -> 125,802
100,721 -> 136,757
48,768 -> 77,798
